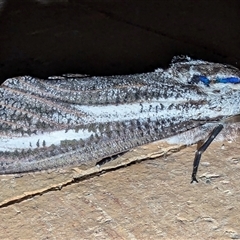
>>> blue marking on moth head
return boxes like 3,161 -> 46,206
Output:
198,76 -> 210,85
216,77 -> 240,84
189,75 -> 210,86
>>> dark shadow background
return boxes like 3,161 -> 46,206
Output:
0,0 -> 239,83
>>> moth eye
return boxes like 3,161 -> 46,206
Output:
188,75 -> 210,86
216,77 -> 240,84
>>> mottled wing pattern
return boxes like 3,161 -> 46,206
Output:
0,57 -> 240,174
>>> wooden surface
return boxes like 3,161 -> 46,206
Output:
1,138 -> 240,239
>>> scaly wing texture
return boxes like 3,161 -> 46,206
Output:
0,57 -> 240,174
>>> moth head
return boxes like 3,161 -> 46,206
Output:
164,56 -> 240,92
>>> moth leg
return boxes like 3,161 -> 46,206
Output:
191,124 -> 224,183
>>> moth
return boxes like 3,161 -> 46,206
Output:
1,56 -> 240,183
